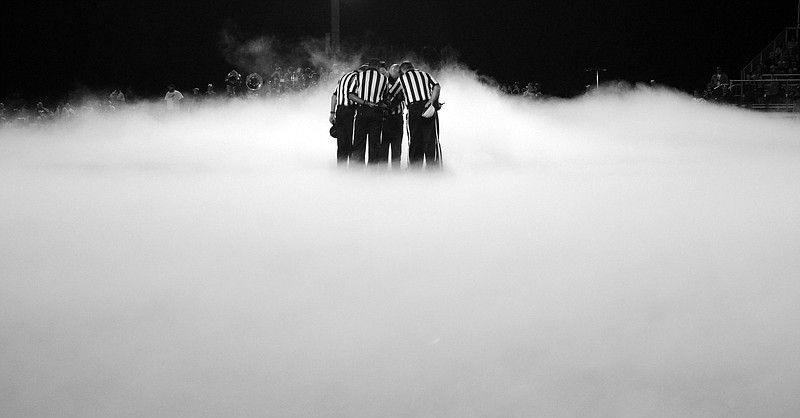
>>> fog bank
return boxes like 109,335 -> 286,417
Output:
2,70 -> 800,417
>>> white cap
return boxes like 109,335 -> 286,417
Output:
422,105 -> 436,118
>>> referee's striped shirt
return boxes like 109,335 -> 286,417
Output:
390,69 -> 439,105
335,71 -> 359,107
355,68 -> 388,104
386,79 -> 405,115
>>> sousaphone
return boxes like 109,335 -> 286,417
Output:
246,73 -> 263,91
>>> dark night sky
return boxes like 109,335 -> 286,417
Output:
2,0 -> 799,100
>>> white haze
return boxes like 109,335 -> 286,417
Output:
2,69 -> 800,417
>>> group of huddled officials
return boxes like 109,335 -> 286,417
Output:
329,59 -> 442,170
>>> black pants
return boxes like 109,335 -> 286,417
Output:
335,106 -> 356,166
407,102 -> 441,169
353,105 -> 384,166
382,113 -> 404,167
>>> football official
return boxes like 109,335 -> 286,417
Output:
329,66 -> 360,167
390,61 -> 442,169
349,58 -> 389,166
383,63 -> 405,168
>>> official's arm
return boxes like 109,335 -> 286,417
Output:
426,84 -> 441,109
329,91 -> 337,124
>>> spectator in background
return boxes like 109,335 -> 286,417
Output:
188,88 -> 203,111
35,102 -> 52,120
62,102 -> 76,121
788,38 -> 798,55
164,84 -> 184,112
270,67 -> 282,93
710,66 -> 729,86
710,66 -> 729,101
109,89 -> 125,106
310,67 -> 319,86
227,70 -> 243,97
16,103 -> 31,124
205,83 -> 217,98
282,68 -> 292,92
289,69 -> 298,90
522,82 -> 535,97
523,82 -> 543,99
753,62 -> 765,79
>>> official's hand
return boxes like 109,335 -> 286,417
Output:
424,99 -> 432,109
329,113 -> 336,124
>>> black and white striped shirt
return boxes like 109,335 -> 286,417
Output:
390,69 -> 439,105
354,68 -> 388,104
334,71 -> 359,107
386,79 -> 404,115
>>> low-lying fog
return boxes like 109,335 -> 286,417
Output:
2,68 -> 799,417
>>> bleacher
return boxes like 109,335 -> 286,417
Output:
749,103 -> 796,112
730,27 -> 800,112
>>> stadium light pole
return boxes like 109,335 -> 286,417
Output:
331,0 -> 340,57
587,68 -> 607,88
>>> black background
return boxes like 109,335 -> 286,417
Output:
2,0 -> 798,100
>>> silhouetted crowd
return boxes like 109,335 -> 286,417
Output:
0,64 -> 335,127
0,101 -> 83,127
698,36 -> 800,106
497,82 -> 545,98
747,38 -> 800,78
696,64 -> 800,106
